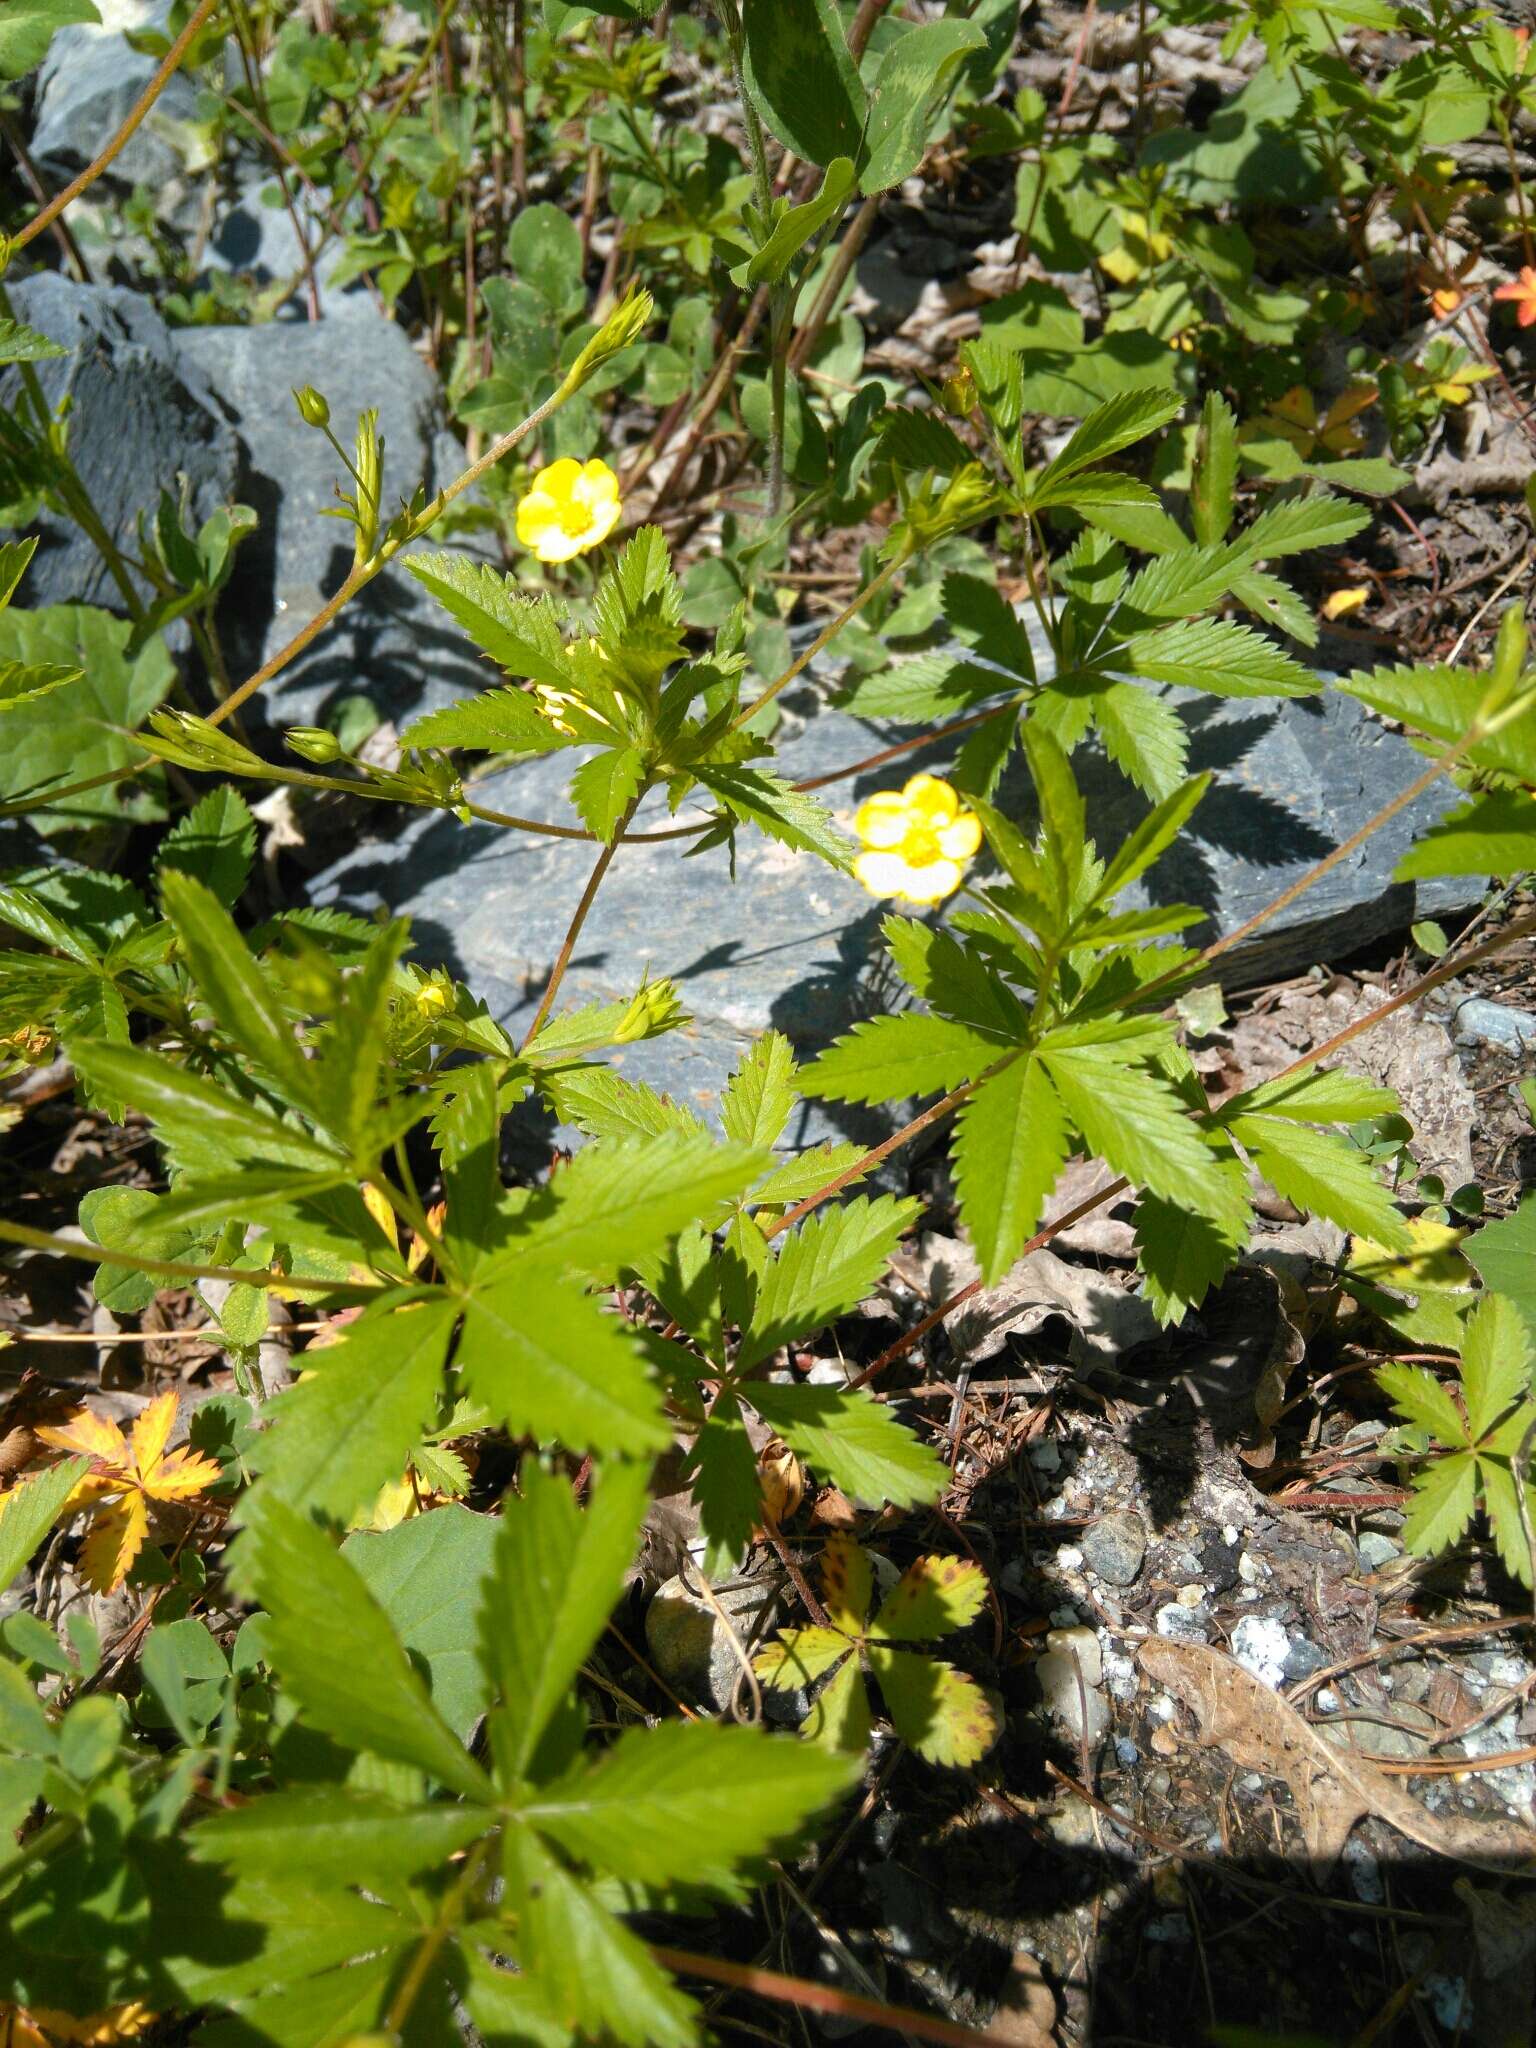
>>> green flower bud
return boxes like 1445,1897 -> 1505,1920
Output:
285,725 -> 344,764
293,384 -> 331,429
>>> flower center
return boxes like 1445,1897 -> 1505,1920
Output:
904,823 -> 942,866
557,496 -> 593,537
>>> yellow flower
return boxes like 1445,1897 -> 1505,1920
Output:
853,773 -> 982,906
515,457 -> 621,563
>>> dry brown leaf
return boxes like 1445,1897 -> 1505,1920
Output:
1139,1637 -> 1536,1874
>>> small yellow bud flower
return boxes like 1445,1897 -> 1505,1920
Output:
292,384 -> 331,429
515,457 -> 621,564
415,982 -> 451,1018
852,773 -> 981,906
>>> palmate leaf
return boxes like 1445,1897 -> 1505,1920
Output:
1458,1292 -> 1532,1442
249,1295 -> 458,1521
799,1009 -> 1008,1107
1400,1451 -> 1479,1557
548,1065 -> 708,1142
1237,487 -> 1371,561
1090,679 -> 1189,800
457,1271 -> 670,1454
160,872 -> 314,1109
156,785 -> 255,908
233,1496 -> 494,1801
1478,1457 -> 1536,1588
1039,1043 -> 1236,1221
162,1875 -> 415,2010
1230,1068 -> 1398,1124
750,1382 -> 947,1509
525,1719 -> 857,1892
737,1194 -> 919,1369
694,764 -> 852,870
754,1626 -> 853,1692
802,1652 -> 872,1751
1030,388 -> 1184,501
480,1457 -> 649,1782
685,1399 -> 762,1576
1375,1361 -> 1469,1444
0,316 -> 69,363
952,1054 -> 1071,1283
1191,392 -> 1239,547
1095,772 -> 1211,900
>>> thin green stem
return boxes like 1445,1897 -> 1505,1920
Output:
0,1217 -> 382,1300
519,789 -> 647,1048
729,549 -> 911,733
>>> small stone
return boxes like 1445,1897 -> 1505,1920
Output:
1283,1637 -> 1331,1684
1081,1510 -> 1148,1586
1222,1524 -> 1241,1546
1030,1441 -> 1062,1475
1176,1582 -> 1206,1608
645,1572 -> 780,1710
1318,1687 -> 1341,1712
1357,1531 -> 1402,1570
1237,1550 -> 1266,1586
1049,1603 -> 1081,1629
1156,1604 -> 1210,1644
1036,1627 -> 1109,1742
1054,1545 -> 1085,1570
1231,1615 -> 1290,1688
1453,996 -> 1536,1052
1149,1723 -> 1180,1759
1115,1737 -> 1139,1766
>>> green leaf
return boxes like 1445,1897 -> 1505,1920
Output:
952,1054 -> 1070,1283
750,1383 -> 947,1509
1191,393 -> 1239,546
721,1031 -> 796,1151
1091,680 -> 1189,801
157,786 -> 256,908
869,1554 -> 989,1641
513,1131 -> 767,1279
457,1273 -> 669,1454
802,1650 -> 872,1752
866,1646 -> 998,1767
0,321 -> 68,368
164,1880 -> 411,2009
1459,1292 -> 1533,1442
0,606 -> 175,832
403,555 -> 574,692
741,0 -> 866,168
570,746 -> 646,843
1468,1197 -> 1536,1340
686,1401 -> 763,1578
1122,619 -> 1319,698
250,1297 -> 458,1522
1133,1190 -> 1246,1325
1030,389 -> 1184,502
527,1719 -> 857,1887
1228,1068 -> 1399,1124
1395,790 -> 1536,882
511,200 -> 584,308
754,1625 -> 854,1693
0,1457 -> 89,1595
193,1788 -> 489,1884
1096,772 -> 1211,901
1477,1457 -> 1534,1589
742,158 -> 857,286
1040,1044 -> 1235,1219
161,871 -> 313,1108
548,1065 -> 707,1142
1376,1361 -> 1473,1445
1238,487 -> 1371,562
436,1063 -> 501,1281
0,655 -> 81,715
234,1495 -> 494,1801
695,764 -> 852,870
1400,1450 -> 1479,1557
67,1038 -> 343,1178
461,1948 -> 571,2048
798,1009 -> 1006,1108
0,0 -> 99,80
1229,1116 -> 1412,1251
843,655 -> 1015,723
502,1827 -> 699,2048
859,19 -> 989,194
405,684 -> 570,756
738,1195 -> 919,1369
344,1504 -> 501,1743
480,1457 -> 650,1782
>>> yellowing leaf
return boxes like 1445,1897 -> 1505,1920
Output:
79,1494 -> 149,1597
753,1627 -> 851,1693
801,1652 -> 871,1753
868,1647 -> 999,1767
868,1554 -> 989,1642
1321,586 -> 1370,620
818,1531 -> 872,1634
1350,1217 -> 1472,1294
35,1394 -> 219,1593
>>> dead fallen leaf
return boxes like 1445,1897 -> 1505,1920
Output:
898,1233 -> 1159,1366
1139,1637 -> 1536,1875
987,1951 -> 1057,2048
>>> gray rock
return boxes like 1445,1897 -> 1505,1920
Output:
1357,1530 -> 1402,1570
307,672 -> 1479,1154
2,275 -> 239,614
1036,1625 -> 1110,1742
644,1569 -> 781,1711
1154,1602 -> 1210,1644
1281,1636 -> 1332,1683
1452,996 -> 1536,1053
176,315 -> 495,731
1229,1613 -> 1289,1687
1081,1510 -> 1147,1586
32,2 -> 197,193
200,174 -> 366,322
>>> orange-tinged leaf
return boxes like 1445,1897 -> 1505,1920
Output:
818,1531 -> 872,1634
128,1392 -> 179,1481
143,1444 -> 221,1502
868,1646 -> 999,1767
869,1553 -> 990,1642
79,1494 -> 149,1594
37,1409 -> 128,1469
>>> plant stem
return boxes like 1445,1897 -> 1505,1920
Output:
729,549 -> 910,733
519,791 -> 646,1048
0,1217 -> 382,1300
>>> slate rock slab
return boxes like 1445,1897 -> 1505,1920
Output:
308,678 -> 1478,1151
31,1 -> 197,194
177,316 -> 496,732
3,276 -> 239,614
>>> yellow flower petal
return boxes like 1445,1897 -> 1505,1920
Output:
938,812 -> 982,859
900,773 -> 959,825
854,791 -> 910,849
853,850 -> 913,898
515,457 -> 622,563
897,858 -> 966,905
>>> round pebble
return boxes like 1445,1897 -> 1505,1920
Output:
1080,1509 -> 1147,1586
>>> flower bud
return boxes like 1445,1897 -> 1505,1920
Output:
293,385 -> 331,429
285,725 -> 343,764
940,366 -> 976,417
